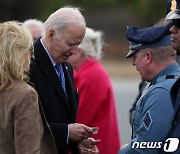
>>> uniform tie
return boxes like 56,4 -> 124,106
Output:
55,64 -> 66,95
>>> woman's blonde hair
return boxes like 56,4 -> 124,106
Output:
0,21 -> 32,92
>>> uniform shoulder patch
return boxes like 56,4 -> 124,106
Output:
142,110 -> 152,130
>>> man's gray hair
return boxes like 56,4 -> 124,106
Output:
42,6 -> 86,37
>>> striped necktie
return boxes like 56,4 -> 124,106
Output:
55,64 -> 66,94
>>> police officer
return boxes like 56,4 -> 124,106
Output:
118,23 -> 180,154
166,0 -> 180,63
164,0 -> 180,153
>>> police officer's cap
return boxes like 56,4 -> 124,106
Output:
126,23 -> 172,58
166,0 -> 180,20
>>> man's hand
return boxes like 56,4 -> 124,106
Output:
78,138 -> 101,154
68,123 -> 94,141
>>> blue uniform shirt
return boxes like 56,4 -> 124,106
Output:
119,64 -> 180,154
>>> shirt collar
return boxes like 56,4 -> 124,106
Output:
40,38 -> 57,67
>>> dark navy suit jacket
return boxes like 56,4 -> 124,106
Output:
29,38 -> 79,154
168,77 -> 180,154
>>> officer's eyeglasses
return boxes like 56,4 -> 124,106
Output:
173,19 -> 180,29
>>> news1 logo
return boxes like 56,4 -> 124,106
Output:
163,138 -> 179,152
132,138 -> 179,152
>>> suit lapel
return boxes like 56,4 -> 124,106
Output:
34,39 -> 70,109
63,63 -> 78,119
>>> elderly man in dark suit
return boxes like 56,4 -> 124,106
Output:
29,6 -> 100,154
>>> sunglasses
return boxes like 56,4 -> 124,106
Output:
173,19 -> 180,29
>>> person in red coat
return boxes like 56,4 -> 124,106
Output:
68,27 -> 120,154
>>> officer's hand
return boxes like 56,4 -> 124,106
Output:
68,123 -> 94,141
78,137 -> 101,154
